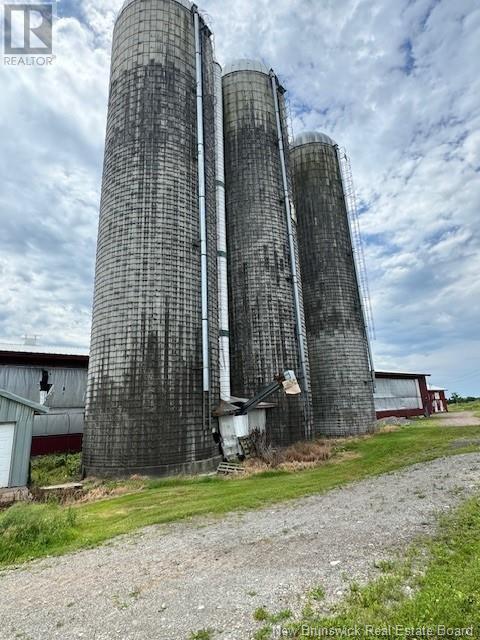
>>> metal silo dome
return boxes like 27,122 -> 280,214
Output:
292,131 -> 337,148
222,59 -> 270,76
119,0 -> 192,14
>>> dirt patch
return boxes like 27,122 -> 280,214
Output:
449,438 -> 480,450
330,450 -> 362,463
431,411 -> 480,427
242,438 -> 333,475
281,439 -> 332,463
31,476 -> 150,506
378,424 -> 401,433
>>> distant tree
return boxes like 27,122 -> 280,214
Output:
448,393 -> 480,404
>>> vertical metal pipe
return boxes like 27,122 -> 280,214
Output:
336,146 -> 376,390
194,8 -> 210,396
213,61 -> 231,400
270,71 -> 308,390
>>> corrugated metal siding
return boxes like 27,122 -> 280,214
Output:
0,366 -> 40,401
0,365 -> 86,437
34,410 -> 84,436
0,365 -> 86,409
44,369 -> 87,408
0,395 -> 34,487
374,378 -> 422,412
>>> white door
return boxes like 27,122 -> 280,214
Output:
0,423 -> 15,488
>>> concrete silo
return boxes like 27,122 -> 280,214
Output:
222,60 -> 313,446
83,0 -> 221,476
290,132 -> 376,437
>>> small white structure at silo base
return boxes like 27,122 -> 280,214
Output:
215,371 -> 302,459
218,415 -> 249,459
0,389 -> 48,489
218,410 -> 268,459
216,398 -> 271,460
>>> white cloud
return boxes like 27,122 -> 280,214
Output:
0,10 -> 110,347
0,0 -> 478,395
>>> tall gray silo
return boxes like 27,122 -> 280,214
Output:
83,0 -> 221,476
222,60 -> 313,446
290,132 -> 376,437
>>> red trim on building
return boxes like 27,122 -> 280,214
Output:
428,389 -> 448,413
418,375 -> 431,416
376,408 -> 425,419
31,434 -> 83,456
375,371 -> 430,379
0,351 -> 89,368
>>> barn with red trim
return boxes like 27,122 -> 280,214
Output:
374,370 -> 431,419
428,385 -> 448,414
0,343 -> 87,455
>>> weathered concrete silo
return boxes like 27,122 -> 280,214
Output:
84,0 -> 221,476
290,132 -> 376,437
222,60 -> 313,446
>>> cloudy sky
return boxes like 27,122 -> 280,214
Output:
0,0 -> 479,396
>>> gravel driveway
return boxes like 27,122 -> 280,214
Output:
431,411 -> 480,427
2,452 -> 480,640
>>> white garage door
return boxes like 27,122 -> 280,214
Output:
0,423 -> 15,488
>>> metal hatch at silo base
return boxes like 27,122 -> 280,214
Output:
222,59 -> 314,447
83,0 -> 222,477
290,132 -> 376,437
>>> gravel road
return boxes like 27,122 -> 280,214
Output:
2,452 -> 480,640
431,411 -> 480,427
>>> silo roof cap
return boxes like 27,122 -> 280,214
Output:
222,59 -> 270,77
119,0 -> 192,16
292,131 -> 337,148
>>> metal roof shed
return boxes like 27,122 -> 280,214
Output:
0,389 -> 48,488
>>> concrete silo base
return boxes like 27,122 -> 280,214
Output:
83,454 -> 222,480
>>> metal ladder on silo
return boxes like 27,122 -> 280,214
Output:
338,149 -> 376,342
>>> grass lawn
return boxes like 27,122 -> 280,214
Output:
2,420 -> 480,567
449,400 -> 480,417
253,495 -> 480,638
30,453 -> 82,488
